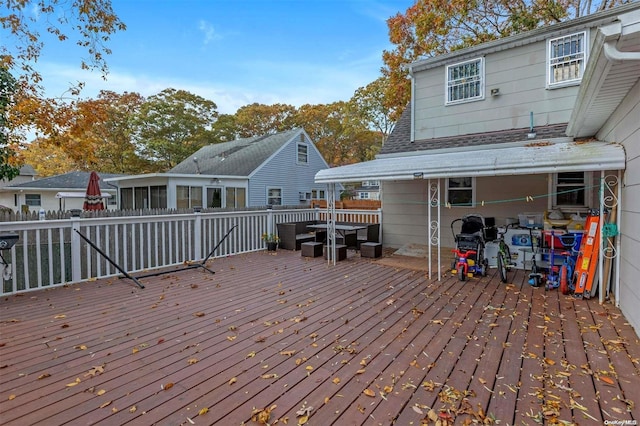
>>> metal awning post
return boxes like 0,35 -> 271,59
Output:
327,183 -> 336,265
428,179 -> 441,281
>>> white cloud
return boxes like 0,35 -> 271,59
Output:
198,20 -> 219,45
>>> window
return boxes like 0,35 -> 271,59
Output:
120,188 -> 133,210
226,187 -> 246,208
207,187 -> 222,208
446,58 -> 484,104
149,186 -> 167,209
446,177 -> 475,207
311,189 -> 325,199
358,192 -> 370,200
554,172 -> 589,207
25,194 -> 41,207
297,143 -> 308,164
177,186 -> 203,209
548,31 -> 586,87
267,188 -> 282,206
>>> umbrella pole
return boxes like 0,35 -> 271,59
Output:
74,229 -> 145,289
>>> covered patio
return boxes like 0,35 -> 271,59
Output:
1,249 -> 638,425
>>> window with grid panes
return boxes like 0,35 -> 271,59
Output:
548,32 -> 586,87
446,58 -> 484,104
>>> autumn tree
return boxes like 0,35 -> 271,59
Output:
234,103 -> 297,138
133,88 -> 219,170
382,0 -> 629,118
20,138 -> 72,177
349,76 -> 396,144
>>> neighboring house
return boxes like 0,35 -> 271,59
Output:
1,171 -> 121,211
0,164 -> 38,209
354,180 -> 380,200
105,128 -> 336,209
317,4 -> 639,332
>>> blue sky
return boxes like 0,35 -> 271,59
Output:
32,0 -> 412,114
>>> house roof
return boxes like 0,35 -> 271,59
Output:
169,128 -> 304,176
567,8 -> 640,137
380,103 -> 570,156
4,171 -> 123,191
315,140 -> 625,184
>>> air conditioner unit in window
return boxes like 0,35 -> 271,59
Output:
299,192 -> 311,201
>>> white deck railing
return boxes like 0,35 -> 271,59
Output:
0,208 -> 381,295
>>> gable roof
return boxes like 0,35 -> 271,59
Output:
169,128 -> 304,176
5,171 -> 123,191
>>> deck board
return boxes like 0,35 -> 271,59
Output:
1,249 -> 638,425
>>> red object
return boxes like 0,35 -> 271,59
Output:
83,171 -> 105,211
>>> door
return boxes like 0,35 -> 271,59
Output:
207,187 -> 222,208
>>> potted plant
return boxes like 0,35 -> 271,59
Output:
262,232 -> 280,251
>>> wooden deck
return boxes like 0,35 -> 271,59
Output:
1,249 -> 638,425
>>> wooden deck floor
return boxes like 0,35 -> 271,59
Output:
1,249 -> 638,426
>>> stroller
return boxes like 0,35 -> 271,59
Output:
451,214 -> 488,281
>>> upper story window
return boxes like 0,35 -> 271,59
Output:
548,31 -> 587,87
446,57 -> 484,105
297,143 -> 308,164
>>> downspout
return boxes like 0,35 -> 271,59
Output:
408,66 -> 416,142
603,40 -> 640,61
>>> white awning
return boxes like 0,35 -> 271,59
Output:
55,192 -> 112,199
315,140 -> 625,184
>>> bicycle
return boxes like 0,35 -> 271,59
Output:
494,224 -> 515,283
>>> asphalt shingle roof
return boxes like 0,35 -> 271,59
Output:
169,128 -> 302,176
380,103 -> 570,156
7,171 -> 124,191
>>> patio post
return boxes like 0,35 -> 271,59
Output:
193,207 -> 202,261
70,211 -> 82,283
599,170 -> 605,303
267,206 -> 274,238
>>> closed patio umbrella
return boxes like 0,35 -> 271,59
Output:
83,171 -> 105,211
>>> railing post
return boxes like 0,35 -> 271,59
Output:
70,211 -> 82,283
193,207 -> 202,261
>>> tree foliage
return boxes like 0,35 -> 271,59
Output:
234,103 -> 297,138
382,0 -> 630,118
0,66 -> 20,180
133,88 -> 219,170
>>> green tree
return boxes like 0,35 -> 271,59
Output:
349,76 -> 396,144
211,114 -> 239,143
234,103 -> 297,138
0,66 -> 20,180
133,88 -> 219,170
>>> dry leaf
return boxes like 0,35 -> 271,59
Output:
246,351 -> 256,358
54,314 -> 67,319
198,407 -> 209,416
129,405 -> 137,413
544,358 -> 556,365
412,406 -> 424,415
280,350 -> 296,357
99,400 -> 112,408
96,389 -> 106,396
8,394 -> 15,400
600,376 -> 615,385
38,373 -> 51,379
187,358 -> 198,365
356,369 -> 366,374
163,382 -> 174,390
227,335 -> 237,341
297,415 -> 308,425
229,377 -> 237,385
262,373 -> 278,379
478,377 -> 487,384
363,389 -> 375,397
332,377 -> 340,384
305,366 -> 313,371
132,347 -> 139,354
66,378 -> 81,387
74,345 -> 88,350
193,312 -> 205,317
383,385 -> 393,393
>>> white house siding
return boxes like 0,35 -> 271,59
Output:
597,78 -> 640,333
249,134 -> 330,206
412,37 -> 586,140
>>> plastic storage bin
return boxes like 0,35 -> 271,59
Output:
518,212 -> 544,228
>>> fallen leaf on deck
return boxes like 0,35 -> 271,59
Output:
305,366 -> 313,371
8,394 -> 15,400
246,351 -> 256,358
129,405 -> 137,413
332,377 -> 341,384
280,350 -> 296,357
198,407 -> 209,416
193,312 -> 205,317
96,389 -> 106,396
412,406 -> 423,415
229,377 -> 237,385
163,382 -> 174,390
251,404 -> 277,424
85,365 -> 104,377
54,314 -> 67,319
599,376 -> 615,385
262,373 -> 278,379
187,358 -> 198,365
38,373 -> 51,379
544,358 -> 556,365
363,389 -> 375,397
66,378 -> 81,387
227,335 -> 237,341
74,345 -> 88,350
356,369 -> 365,374
99,400 -> 112,408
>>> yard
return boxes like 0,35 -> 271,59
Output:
0,248 -> 638,425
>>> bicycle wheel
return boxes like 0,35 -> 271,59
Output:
497,252 -> 508,283
503,245 -> 512,268
560,265 -> 569,294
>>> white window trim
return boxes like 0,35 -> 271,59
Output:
546,30 -> 588,89
445,177 -> 476,207
445,57 -> 485,105
297,143 -> 309,165
549,172 -> 592,209
267,187 -> 283,206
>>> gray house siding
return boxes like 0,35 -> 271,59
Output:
249,132 -> 330,206
412,31 -> 596,140
598,78 -> 640,333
